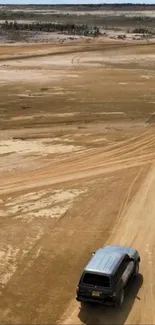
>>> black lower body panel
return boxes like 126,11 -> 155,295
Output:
76,295 -> 116,305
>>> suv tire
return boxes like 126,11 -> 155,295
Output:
117,289 -> 124,307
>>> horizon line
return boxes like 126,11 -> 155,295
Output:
1,2 -> 155,4
1,0 -> 155,5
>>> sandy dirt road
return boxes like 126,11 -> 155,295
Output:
60,163 -> 155,325
0,129 -> 155,325
1,130 -> 155,195
1,40 -> 155,325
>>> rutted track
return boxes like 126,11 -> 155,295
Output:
1,130 -> 155,195
60,164 -> 155,325
1,39 -> 155,325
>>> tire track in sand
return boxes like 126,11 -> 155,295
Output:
1,131 -> 155,196
59,164 -> 155,325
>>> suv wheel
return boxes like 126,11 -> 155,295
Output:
117,289 -> 124,307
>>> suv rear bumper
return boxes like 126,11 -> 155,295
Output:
76,295 -> 117,305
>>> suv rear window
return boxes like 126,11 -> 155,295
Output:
82,273 -> 110,287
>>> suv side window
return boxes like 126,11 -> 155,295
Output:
114,264 -> 123,284
123,255 -> 130,268
114,254 -> 130,284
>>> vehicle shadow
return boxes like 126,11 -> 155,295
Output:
78,274 -> 143,325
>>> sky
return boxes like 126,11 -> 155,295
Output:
0,0 -> 155,4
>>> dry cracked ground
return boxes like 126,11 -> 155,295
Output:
1,39 -> 155,324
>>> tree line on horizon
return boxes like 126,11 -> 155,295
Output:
0,20 -> 101,37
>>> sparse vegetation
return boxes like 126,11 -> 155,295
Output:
132,27 -> 152,34
0,21 -> 101,37
0,4 -> 155,43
